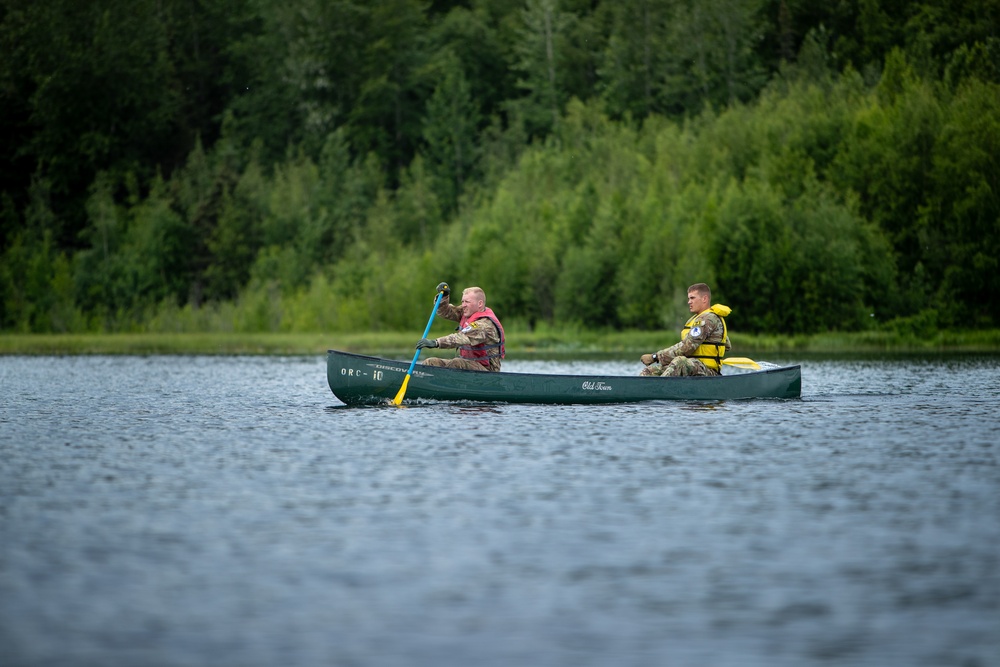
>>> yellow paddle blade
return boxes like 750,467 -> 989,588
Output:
392,373 -> 412,406
722,357 -> 761,370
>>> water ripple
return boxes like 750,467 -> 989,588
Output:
1,354 -> 998,667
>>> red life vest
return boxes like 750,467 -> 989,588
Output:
458,307 -> 506,367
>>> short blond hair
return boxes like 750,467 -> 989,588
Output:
463,286 -> 487,306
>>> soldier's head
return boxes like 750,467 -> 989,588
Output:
687,283 -> 711,313
461,287 -> 487,318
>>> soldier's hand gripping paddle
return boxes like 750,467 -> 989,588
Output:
392,289 -> 445,406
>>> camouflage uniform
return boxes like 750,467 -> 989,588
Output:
421,299 -> 503,372
640,310 -> 731,377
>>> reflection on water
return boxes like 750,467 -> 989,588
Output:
1,354 -> 998,667
678,400 -> 727,411
451,405 -> 506,415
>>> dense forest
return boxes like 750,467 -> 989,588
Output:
1,0 -> 998,335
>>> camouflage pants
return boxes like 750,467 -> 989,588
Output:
422,357 -> 490,371
639,355 -> 717,377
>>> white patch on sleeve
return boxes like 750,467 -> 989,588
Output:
690,326 -> 702,338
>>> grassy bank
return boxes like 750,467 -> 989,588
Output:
2,329 -> 1000,356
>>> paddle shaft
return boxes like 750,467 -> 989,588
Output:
392,290 -> 445,405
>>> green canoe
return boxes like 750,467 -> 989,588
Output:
327,349 -> 801,406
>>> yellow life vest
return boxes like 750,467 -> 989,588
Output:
680,304 -> 730,370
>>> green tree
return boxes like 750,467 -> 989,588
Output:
829,50 -> 942,316
670,0 -> 769,110
0,175 -> 81,331
226,0 -> 369,163
707,178 -> 887,334
205,150 -> 266,300
422,50 -> 481,215
395,155 -> 443,248
924,78 -> 1000,325
511,0 -> 575,138
350,0 -> 433,180
599,0 -> 675,119
121,173 -> 192,310
428,1 -> 519,129
1,0 -> 181,246
74,172 -> 126,325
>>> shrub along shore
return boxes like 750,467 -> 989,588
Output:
2,329 -> 998,357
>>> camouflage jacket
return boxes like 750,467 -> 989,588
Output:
434,301 -> 503,372
657,310 -> 732,363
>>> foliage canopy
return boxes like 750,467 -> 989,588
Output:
2,0 -> 998,336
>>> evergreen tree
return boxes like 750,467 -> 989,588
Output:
511,0 -> 574,138
599,0 -> 676,119
423,50 -> 481,215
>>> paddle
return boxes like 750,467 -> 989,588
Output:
722,357 -> 761,370
392,289 -> 445,406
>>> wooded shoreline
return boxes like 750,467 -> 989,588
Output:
3,330 -> 998,356
4,2 -> 997,341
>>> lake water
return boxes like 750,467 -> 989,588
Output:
1,353 -> 998,667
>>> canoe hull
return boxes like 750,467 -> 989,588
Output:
327,350 -> 801,406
